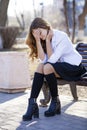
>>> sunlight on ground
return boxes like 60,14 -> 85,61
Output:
26,121 -> 38,127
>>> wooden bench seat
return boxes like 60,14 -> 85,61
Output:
57,42 -> 87,100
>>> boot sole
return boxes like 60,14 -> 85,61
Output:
44,110 -> 61,117
23,117 -> 32,121
23,115 -> 39,121
23,109 -> 39,121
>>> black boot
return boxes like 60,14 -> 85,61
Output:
44,73 -> 61,117
23,72 -> 44,121
23,98 -> 39,121
44,97 -> 61,117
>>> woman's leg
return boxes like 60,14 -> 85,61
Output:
44,63 -> 60,77
44,63 -> 58,97
23,63 -> 44,121
30,63 -> 44,98
43,63 -> 61,117
40,63 -> 61,106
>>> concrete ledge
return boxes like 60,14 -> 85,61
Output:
0,88 -> 28,93
0,51 -> 31,93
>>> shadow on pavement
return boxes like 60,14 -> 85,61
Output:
0,92 -> 26,104
16,101 -> 87,130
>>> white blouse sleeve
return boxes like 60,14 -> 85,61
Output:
47,37 -> 67,63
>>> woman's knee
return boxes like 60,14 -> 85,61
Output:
43,63 -> 54,75
36,63 -> 44,73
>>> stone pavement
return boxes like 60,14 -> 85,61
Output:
0,89 -> 87,130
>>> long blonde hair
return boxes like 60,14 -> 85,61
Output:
26,17 -> 51,60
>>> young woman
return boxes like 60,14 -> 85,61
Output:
23,17 -> 86,121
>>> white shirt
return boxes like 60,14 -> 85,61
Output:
40,29 -> 82,66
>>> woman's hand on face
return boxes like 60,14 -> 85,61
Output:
32,29 -> 40,42
46,30 -> 53,42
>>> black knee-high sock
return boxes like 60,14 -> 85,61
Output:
30,72 -> 44,98
45,73 -> 58,98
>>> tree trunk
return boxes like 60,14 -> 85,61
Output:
0,0 -> 10,26
79,0 -> 87,29
63,0 -> 70,36
72,0 -> 76,43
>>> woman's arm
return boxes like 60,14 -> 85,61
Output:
33,29 -> 45,61
36,40 -> 45,61
47,37 -> 68,63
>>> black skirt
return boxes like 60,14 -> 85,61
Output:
47,62 -> 86,81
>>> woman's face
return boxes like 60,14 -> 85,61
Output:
32,28 -> 48,40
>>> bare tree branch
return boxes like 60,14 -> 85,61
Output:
14,0 -> 25,30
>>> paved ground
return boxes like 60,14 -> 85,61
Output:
0,89 -> 87,130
